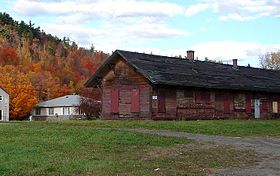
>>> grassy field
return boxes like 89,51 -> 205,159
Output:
0,122 -> 258,175
49,119 -> 280,137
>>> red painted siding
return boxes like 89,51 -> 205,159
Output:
131,88 -> 140,113
224,94 -> 230,114
245,94 -> 251,113
261,100 -> 268,110
204,92 -> 211,104
158,90 -> 165,112
111,89 -> 119,113
195,91 -> 201,104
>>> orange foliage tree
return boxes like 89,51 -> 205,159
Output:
0,65 -> 37,119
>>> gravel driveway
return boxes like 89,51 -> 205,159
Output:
122,129 -> 280,176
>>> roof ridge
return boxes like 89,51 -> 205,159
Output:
116,49 -> 280,72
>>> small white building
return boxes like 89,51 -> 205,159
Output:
0,87 -> 9,121
32,95 -> 83,121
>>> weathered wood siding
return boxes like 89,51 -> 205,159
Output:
101,57 -> 151,119
100,56 -> 280,120
151,87 -> 280,119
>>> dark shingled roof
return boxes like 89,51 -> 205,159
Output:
85,50 -> 280,93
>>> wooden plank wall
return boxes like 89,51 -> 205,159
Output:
152,87 -> 280,119
100,56 -> 280,120
101,57 -> 151,119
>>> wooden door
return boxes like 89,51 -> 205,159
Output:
254,99 -> 260,118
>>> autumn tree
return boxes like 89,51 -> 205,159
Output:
0,12 -> 107,104
0,46 -> 19,65
79,87 -> 101,119
29,71 -> 61,101
0,65 -> 37,119
259,51 -> 280,70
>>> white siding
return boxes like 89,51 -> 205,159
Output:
0,88 -> 9,121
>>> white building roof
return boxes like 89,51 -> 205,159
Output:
36,95 -> 81,107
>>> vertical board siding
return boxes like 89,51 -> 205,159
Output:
100,56 -> 280,119
111,89 -> 119,113
131,88 -> 140,113
224,93 -> 230,114
261,100 -> 268,110
158,90 -> 166,113
245,94 -> 252,113
195,91 -> 201,104
205,92 -> 211,104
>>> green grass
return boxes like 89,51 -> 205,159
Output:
38,120 -> 280,137
47,119 -> 280,137
0,122 -> 258,175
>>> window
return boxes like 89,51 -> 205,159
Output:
273,101 -> 278,113
0,96 -> 3,101
35,108 -> 41,115
49,108 -> 54,115
184,90 -> 193,97
234,94 -> 245,109
63,107 -> 70,115
195,91 -> 210,104
201,92 -> 211,104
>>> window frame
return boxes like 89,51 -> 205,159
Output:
48,107 -> 54,115
0,95 -> 3,101
63,107 -> 70,115
272,101 -> 278,113
35,108 -> 41,115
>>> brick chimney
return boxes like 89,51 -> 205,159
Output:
187,50 -> 195,61
232,59 -> 238,68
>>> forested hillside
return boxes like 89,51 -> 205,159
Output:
0,12 -> 107,119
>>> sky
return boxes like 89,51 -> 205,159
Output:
1,0 -> 280,67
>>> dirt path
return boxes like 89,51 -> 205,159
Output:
121,129 -> 280,176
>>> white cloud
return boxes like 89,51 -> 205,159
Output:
41,19 -> 189,53
11,0 -> 189,50
185,0 -> 280,21
218,13 -> 257,21
189,40 -> 280,67
185,3 -> 209,16
13,0 -> 183,18
134,41 -> 280,67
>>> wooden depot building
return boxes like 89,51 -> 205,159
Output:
85,50 -> 280,120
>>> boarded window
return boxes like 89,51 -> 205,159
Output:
224,94 -> 230,114
234,94 -> 245,109
158,89 -> 165,113
201,92 -> 211,104
245,94 -> 252,113
111,89 -> 119,113
184,90 -> 193,97
273,101 -> 278,113
195,91 -> 201,104
131,88 -> 140,113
